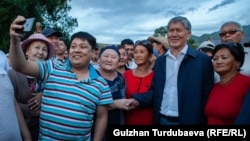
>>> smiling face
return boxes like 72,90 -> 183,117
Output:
212,47 -> 240,75
25,41 -> 48,62
69,38 -> 92,68
167,22 -> 191,49
99,49 -> 120,72
134,45 -> 151,66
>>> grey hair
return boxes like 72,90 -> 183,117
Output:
167,16 -> 192,32
220,21 -> 243,31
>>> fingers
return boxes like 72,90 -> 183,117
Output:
112,99 -> 139,111
10,15 -> 26,38
28,98 -> 41,110
28,99 -> 40,110
123,98 -> 139,111
28,93 -> 42,110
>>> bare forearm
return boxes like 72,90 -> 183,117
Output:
9,38 -> 27,72
15,98 -> 32,141
9,15 -> 40,77
93,116 -> 107,141
93,106 -> 109,141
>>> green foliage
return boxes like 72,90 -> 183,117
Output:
153,26 -> 167,37
188,38 -> 197,49
0,0 -> 78,53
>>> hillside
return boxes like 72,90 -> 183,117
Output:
97,24 -> 250,48
192,24 -> 250,45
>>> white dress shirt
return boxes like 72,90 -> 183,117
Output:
160,45 -> 188,117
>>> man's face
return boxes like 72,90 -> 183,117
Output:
167,22 -> 191,49
47,35 -> 60,51
220,24 -> 244,43
57,40 -> 66,55
124,44 -> 134,59
91,49 -> 99,61
69,38 -> 92,68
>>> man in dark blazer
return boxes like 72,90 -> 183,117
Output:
131,16 -> 214,125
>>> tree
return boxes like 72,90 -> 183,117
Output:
153,26 -> 167,37
188,38 -> 197,49
0,0 -> 78,53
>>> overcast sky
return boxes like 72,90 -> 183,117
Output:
68,0 -> 249,44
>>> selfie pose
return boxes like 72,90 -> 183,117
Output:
9,15 -> 113,141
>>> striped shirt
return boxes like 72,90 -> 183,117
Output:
37,59 -> 113,141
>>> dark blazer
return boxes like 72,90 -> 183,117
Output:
234,89 -> 250,124
133,46 -> 214,125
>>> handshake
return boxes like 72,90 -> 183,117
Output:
109,98 -> 139,111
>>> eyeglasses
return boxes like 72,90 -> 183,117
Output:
135,40 -> 151,46
219,29 -> 242,37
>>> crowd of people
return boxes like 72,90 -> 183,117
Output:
1,15 -> 250,141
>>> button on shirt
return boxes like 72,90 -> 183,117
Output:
160,45 -> 188,117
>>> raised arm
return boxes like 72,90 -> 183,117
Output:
9,15 -> 39,77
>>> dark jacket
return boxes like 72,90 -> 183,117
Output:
234,89 -> 250,124
133,46 -> 214,125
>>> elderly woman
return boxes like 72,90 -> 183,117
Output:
8,33 -> 54,141
205,42 -> 250,125
92,45 -> 135,141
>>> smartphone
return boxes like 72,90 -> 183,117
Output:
23,17 -> 35,32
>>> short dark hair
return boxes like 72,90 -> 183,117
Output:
70,31 -> 96,49
213,42 -> 245,70
121,39 -> 134,46
134,40 -> 153,55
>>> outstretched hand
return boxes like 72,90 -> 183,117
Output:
9,15 -> 26,40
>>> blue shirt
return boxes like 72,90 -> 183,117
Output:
37,59 -> 113,141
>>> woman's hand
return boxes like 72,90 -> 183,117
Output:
28,92 -> 42,111
9,15 -> 26,40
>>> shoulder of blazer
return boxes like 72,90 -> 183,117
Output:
186,46 -> 203,58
